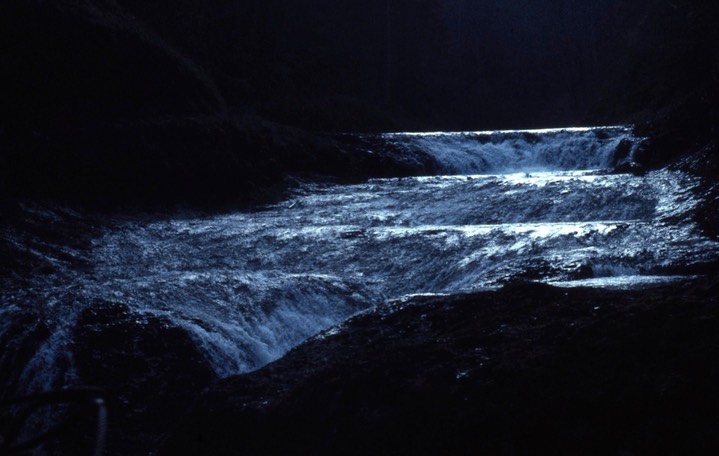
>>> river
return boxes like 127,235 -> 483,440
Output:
1,126 -> 717,402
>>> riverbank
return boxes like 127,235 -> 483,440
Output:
162,276 -> 719,455
0,116 -> 422,210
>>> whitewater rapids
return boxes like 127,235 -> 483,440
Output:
1,126 -> 717,396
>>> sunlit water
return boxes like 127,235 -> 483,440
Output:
2,126 -> 718,396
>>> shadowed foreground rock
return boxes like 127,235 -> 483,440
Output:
163,278 -> 719,455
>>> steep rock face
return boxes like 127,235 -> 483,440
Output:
163,279 -> 719,456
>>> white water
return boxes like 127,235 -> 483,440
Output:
1,126 -> 717,396
377,126 -> 637,174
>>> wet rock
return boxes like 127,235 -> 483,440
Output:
633,91 -> 717,170
572,263 -> 594,280
611,161 -> 647,176
610,138 -> 635,167
0,203 -> 98,292
163,277 -> 719,456
673,143 -> 719,240
72,300 -> 216,455
0,313 -> 51,399
520,131 -> 541,144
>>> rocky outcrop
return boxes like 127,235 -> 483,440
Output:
69,300 -> 217,455
163,278 -> 719,455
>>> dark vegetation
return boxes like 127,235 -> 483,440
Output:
1,0 -> 717,208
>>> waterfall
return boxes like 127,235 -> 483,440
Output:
374,126 -> 639,174
1,126 -> 716,455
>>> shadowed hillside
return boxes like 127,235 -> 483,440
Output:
1,0 -> 717,208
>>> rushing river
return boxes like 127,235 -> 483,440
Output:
2,126 -> 718,399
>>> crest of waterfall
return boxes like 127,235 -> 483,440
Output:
377,126 -> 640,174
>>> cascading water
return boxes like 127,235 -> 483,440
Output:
1,126 -> 717,412
376,126 -> 638,174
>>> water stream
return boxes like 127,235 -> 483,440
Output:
2,126 -> 717,398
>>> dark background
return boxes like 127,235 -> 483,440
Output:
0,0 -> 717,205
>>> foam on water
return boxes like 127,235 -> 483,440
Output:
548,275 -> 697,289
378,126 -> 639,174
